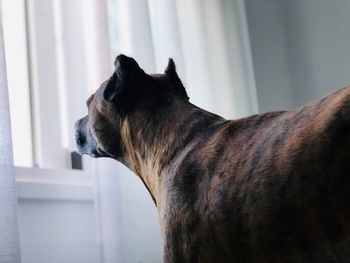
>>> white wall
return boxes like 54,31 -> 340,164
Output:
15,168 -> 99,263
17,200 -> 98,263
245,0 -> 350,112
15,165 -> 163,263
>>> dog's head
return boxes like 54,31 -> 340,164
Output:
74,54 -> 188,160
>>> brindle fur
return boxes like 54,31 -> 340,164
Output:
75,55 -> 350,262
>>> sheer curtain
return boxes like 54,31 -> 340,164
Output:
109,0 -> 258,119
0,4 -> 21,263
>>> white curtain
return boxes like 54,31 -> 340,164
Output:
109,0 -> 258,119
0,3 -> 21,263
174,0 -> 259,118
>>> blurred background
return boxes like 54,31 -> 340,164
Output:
0,0 -> 349,262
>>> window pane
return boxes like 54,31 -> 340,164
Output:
3,0 -> 34,167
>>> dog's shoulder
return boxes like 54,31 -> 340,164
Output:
169,86 -> 350,198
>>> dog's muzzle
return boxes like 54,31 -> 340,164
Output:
74,116 -> 93,155
74,117 -> 86,149
74,116 -> 110,158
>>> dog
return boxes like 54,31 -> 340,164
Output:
74,54 -> 350,262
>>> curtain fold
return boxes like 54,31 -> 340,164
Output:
175,0 -> 258,118
148,0 -> 186,78
143,0 -> 259,119
0,3 -> 22,263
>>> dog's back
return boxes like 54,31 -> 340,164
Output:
163,87 -> 350,263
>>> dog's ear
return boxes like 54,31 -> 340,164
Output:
164,58 -> 176,76
164,58 -> 189,100
103,54 -> 144,102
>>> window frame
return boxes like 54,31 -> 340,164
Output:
2,0 -> 34,167
25,0 -> 68,169
2,0 -> 98,199
3,0 -> 97,173
15,167 -> 94,201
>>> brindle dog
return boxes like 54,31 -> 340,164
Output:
74,54 -> 350,263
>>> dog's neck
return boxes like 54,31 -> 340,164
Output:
118,100 -> 225,206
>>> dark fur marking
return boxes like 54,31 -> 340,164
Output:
162,111 -> 225,169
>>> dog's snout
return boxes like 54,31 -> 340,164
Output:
74,116 -> 89,150
75,130 -> 86,147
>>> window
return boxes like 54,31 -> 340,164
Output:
3,0 -> 33,167
3,0 -> 93,170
